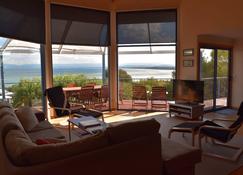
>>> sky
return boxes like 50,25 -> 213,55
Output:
2,52 -> 176,66
1,37 -> 176,66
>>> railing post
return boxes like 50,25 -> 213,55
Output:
0,53 -> 5,101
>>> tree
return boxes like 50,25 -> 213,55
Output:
9,79 -> 42,107
8,74 -> 103,108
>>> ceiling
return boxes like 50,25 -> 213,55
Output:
51,0 -> 181,11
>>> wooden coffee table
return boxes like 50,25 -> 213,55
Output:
68,115 -> 107,141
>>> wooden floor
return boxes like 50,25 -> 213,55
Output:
51,108 -> 243,136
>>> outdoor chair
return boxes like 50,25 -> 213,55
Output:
45,86 -> 104,121
100,84 -> 109,104
132,85 -> 148,110
198,101 -> 243,161
151,86 -> 168,110
79,86 -> 95,108
94,85 -> 109,109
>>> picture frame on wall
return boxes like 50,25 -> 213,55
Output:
183,60 -> 194,67
183,48 -> 194,56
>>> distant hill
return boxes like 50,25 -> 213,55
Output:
4,64 -> 175,70
121,64 -> 175,70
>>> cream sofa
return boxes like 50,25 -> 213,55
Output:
0,102 -> 201,175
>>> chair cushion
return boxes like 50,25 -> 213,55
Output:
45,86 -> 70,117
201,120 -> 232,142
106,119 -> 160,144
15,107 -> 39,132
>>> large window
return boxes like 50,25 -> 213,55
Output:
117,10 -> 177,110
51,4 -> 110,111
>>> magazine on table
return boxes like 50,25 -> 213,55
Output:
78,116 -> 101,128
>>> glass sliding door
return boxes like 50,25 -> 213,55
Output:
200,48 -> 215,110
200,48 -> 230,111
216,49 -> 230,109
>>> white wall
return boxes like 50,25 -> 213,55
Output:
179,0 -> 243,107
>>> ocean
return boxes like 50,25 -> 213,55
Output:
2,65 -> 174,86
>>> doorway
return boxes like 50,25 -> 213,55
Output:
200,48 -> 231,111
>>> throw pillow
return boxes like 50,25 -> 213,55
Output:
35,139 -> 50,145
35,138 -> 66,145
15,107 -> 39,132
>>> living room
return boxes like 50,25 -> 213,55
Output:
0,0 -> 243,175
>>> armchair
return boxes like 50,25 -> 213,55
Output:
45,86 -> 104,121
198,102 -> 243,161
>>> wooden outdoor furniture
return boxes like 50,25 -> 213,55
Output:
45,86 -> 103,121
79,86 -> 95,108
98,84 -> 109,107
63,85 -> 102,104
132,85 -> 148,110
151,86 -> 167,110
63,87 -> 81,102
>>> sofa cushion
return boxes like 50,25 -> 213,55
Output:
0,113 -> 25,134
27,128 -> 65,142
106,119 -> 160,144
5,130 -> 108,166
161,137 -> 201,174
0,101 -> 13,110
15,107 -> 39,132
29,120 -> 54,133
4,129 -> 36,165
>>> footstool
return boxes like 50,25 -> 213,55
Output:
168,121 -> 204,146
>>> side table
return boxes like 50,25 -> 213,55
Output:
68,115 -> 107,141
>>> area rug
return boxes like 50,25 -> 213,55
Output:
58,111 -> 243,175
216,109 -> 238,116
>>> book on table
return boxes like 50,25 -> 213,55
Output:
78,116 -> 101,128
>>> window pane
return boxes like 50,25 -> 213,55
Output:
52,45 -> 109,111
1,38 -> 43,110
118,46 -> 176,110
